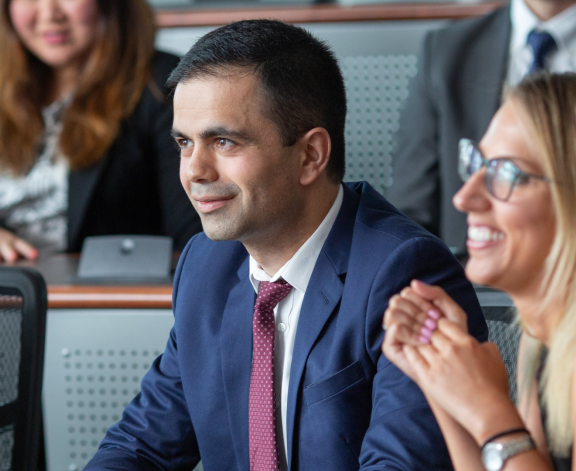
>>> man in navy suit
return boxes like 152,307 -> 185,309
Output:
85,20 -> 486,471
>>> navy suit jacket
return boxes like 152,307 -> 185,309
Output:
86,182 -> 487,471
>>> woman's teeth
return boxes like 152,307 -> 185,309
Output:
468,226 -> 504,242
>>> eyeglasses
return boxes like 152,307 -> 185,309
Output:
458,138 -> 550,201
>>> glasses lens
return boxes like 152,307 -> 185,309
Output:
458,140 -> 479,182
489,159 -> 519,200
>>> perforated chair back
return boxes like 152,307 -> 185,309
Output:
0,267 -> 47,471
476,289 -> 520,402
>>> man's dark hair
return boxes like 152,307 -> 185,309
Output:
167,19 -> 347,182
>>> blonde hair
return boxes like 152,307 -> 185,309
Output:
0,0 -> 156,174
510,73 -> 576,457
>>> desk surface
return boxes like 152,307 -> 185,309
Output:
155,2 -> 503,27
6,253 -> 506,310
8,254 -> 173,310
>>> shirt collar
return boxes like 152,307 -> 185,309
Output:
249,184 -> 344,295
545,2 -> 576,47
510,0 -> 576,51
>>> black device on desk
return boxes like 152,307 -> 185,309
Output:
76,235 -> 173,283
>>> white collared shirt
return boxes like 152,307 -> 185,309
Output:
507,0 -> 576,85
249,184 -> 343,470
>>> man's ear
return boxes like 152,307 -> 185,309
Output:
298,127 -> 332,186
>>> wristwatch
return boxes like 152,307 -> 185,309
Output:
481,434 -> 536,471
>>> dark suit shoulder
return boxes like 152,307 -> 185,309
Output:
423,5 -> 510,76
428,5 -> 509,45
349,181 -> 447,251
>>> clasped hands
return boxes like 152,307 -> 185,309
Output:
381,280 -> 511,443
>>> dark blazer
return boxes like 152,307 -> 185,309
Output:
85,182 -> 487,471
387,7 -> 510,255
67,51 -> 202,252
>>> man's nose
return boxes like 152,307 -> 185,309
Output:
183,146 -> 218,184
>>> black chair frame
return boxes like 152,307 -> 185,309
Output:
0,267 -> 47,471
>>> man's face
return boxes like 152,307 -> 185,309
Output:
173,72 -> 304,244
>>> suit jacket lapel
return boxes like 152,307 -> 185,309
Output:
465,6 -> 511,139
285,184 -> 360,468
67,156 -> 108,249
220,257 -> 254,471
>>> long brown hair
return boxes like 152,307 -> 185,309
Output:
511,73 -> 576,457
0,0 -> 156,175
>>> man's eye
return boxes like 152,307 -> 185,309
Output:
177,139 -> 192,149
217,138 -> 234,148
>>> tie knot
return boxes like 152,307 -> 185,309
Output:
527,30 -> 557,74
255,280 -> 293,312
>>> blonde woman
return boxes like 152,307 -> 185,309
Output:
382,73 -> 576,471
0,0 -> 201,261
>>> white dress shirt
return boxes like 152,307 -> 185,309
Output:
507,0 -> 576,85
249,184 -> 343,470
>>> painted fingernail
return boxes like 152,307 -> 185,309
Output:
428,309 -> 440,320
424,318 -> 437,330
420,326 -> 433,338
418,335 -> 430,344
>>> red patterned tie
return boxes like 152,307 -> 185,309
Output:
249,280 -> 292,471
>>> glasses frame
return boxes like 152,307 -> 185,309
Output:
458,138 -> 550,201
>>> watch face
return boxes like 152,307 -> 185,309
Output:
482,444 -> 504,471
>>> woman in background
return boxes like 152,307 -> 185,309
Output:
383,73 -> 576,471
0,0 -> 201,262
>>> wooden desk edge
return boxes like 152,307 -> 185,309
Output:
155,2 -> 504,27
48,286 -> 173,309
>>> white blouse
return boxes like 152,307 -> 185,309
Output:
0,98 -> 69,252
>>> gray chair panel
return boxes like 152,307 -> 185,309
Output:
0,300 -> 22,408
476,290 -> 520,403
42,309 -> 200,471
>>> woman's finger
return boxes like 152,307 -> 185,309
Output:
383,308 -> 425,345
392,319 -> 422,346
399,287 -> 441,322
403,344 -> 431,377
384,302 -> 439,345
435,318 -> 469,342
385,296 -> 432,327
410,280 -> 468,332
0,241 -> 18,263
0,228 -> 38,262
387,294 -> 430,322
386,293 -> 439,337
12,237 -> 39,260
382,323 -> 419,382
431,322 -> 478,358
428,327 -> 470,361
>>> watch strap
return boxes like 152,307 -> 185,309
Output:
481,427 -> 530,448
500,434 -> 536,461
482,433 -> 536,471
